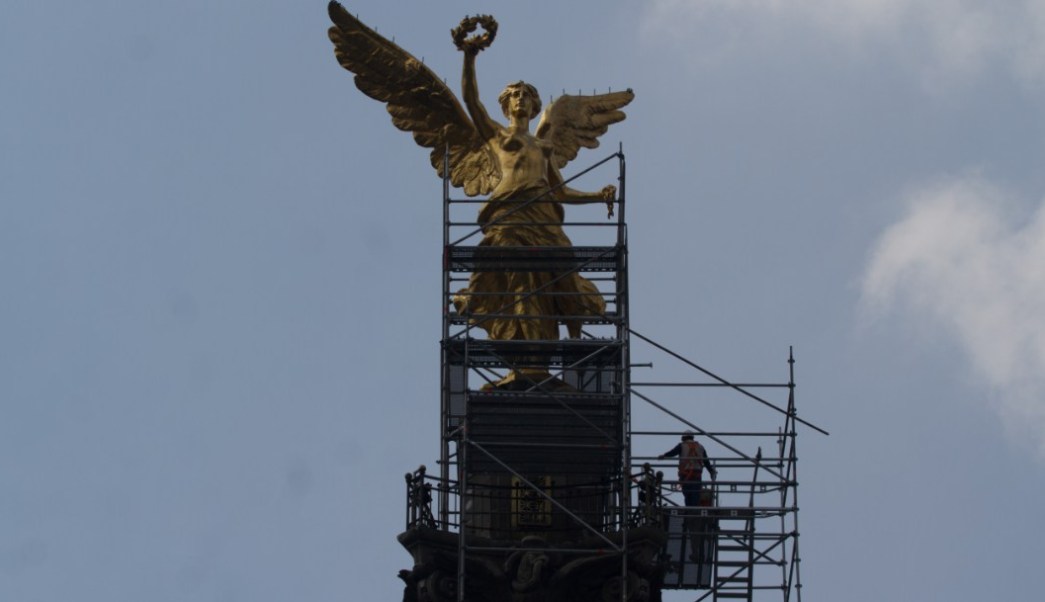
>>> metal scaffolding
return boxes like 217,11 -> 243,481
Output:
397,150 -> 826,602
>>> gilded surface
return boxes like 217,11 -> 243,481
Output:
327,1 -> 633,348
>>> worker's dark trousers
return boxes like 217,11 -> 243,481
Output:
682,480 -> 701,507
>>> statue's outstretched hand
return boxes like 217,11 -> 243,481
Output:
602,185 -> 617,219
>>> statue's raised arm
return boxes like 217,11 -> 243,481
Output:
454,16 -> 501,143
326,2 -> 500,196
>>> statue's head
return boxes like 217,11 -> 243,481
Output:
499,81 -> 541,120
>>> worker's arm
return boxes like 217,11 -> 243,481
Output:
658,443 -> 682,460
704,456 -> 717,479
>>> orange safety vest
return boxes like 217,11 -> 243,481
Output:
678,440 -> 705,480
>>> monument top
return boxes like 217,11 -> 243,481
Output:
327,1 -> 634,201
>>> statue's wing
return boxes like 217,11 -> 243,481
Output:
327,1 -> 499,196
534,90 -> 635,169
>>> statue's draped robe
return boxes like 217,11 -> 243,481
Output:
453,182 -> 606,341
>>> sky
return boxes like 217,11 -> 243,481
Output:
3,1 -> 1045,600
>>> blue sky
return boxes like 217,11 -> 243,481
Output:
4,1 -> 1045,600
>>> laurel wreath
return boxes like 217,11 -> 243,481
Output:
452,15 -> 498,52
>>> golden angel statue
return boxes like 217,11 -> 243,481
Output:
327,2 -> 634,344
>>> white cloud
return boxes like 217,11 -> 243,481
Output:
861,176 -> 1045,457
641,0 -> 1045,90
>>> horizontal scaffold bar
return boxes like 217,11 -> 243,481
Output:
446,245 -> 623,273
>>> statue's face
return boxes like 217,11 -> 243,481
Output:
506,87 -> 534,117
499,82 -> 541,120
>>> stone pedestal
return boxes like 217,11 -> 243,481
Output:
397,526 -> 667,602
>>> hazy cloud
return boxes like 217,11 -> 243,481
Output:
862,176 -> 1045,456
641,0 -> 1045,90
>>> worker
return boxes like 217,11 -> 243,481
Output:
659,431 -> 716,507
